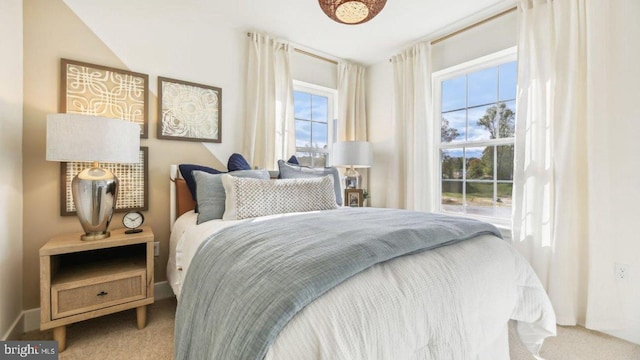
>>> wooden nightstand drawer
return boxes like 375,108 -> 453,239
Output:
52,269 -> 146,319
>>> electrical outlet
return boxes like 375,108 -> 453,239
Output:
615,263 -> 629,280
154,242 -> 160,257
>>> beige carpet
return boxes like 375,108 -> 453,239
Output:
22,297 -> 640,359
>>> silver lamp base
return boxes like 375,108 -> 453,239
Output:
344,166 -> 361,189
72,164 -> 118,241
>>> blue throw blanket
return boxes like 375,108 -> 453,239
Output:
174,207 -> 502,360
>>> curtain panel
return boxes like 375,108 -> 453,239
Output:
513,0 -> 640,336
243,33 -> 295,170
337,62 -> 368,142
389,43 -> 436,212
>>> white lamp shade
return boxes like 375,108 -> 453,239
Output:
46,114 -> 141,163
331,141 -> 373,168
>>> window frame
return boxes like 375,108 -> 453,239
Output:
431,47 -> 517,227
292,80 -> 338,168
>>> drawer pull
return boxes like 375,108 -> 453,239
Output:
97,291 -> 108,297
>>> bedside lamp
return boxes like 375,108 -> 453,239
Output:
46,114 -> 140,240
331,141 -> 373,189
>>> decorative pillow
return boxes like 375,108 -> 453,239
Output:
194,169 -> 270,224
227,153 -> 251,171
287,155 -> 299,165
179,164 -> 224,203
277,160 -> 343,206
221,174 -> 338,220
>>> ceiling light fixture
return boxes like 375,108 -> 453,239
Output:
318,0 -> 387,25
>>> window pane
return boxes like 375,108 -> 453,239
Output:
466,182 -> 494,216
311,122 -> 328,148
441,110 -> 466,142
466,146 -> 493,180
294,91 -> 311,120
311,95 -> 328,123
295,152 -> 313,167
497,145 -> 514,180
467,105 -> 494,141
441,149 -> 463,179
498,101 -> 516,138
468,67 -> 497,107
295,120 -> 311,147
442,76 -> 466,112
311,153 -> 328,168
499,61 -> 517,101
442,181 -> 463,213
496,183 -> 513,219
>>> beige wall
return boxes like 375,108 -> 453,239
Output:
0,0 -> 24,339
22,0 -> 222,310
291,51 -> 338,90
22,0 -> 339,311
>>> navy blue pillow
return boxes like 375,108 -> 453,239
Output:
179,164 -> 224,202
287,155 -> 299,165
227,153 -> 251,171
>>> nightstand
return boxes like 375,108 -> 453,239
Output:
39,227 -> 154,351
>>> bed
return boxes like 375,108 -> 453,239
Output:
167,164 -> 556,360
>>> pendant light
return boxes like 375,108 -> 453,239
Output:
318,0 -> 387,25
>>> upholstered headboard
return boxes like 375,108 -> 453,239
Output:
170,164 -> 196,230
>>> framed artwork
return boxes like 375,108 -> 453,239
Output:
158,76 -> 222,143
60,147 -> 149,216
345,189 -> 364,207
60,58 -> 149,138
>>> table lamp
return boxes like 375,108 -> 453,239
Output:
46,114 -> 140,240
331,141 -> 373,189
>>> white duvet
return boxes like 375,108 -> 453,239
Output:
168,211 -> 556,359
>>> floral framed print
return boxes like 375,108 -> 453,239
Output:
158,76 -> 222,143
60,58 -> 149,138
345,188 -> 364,207
60,147 -> 149,216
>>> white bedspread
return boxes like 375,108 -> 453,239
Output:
168,211 -> 556,359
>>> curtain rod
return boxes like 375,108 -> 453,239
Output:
432,6 -> 516,45
246,33 -> 339,65
389,6 -> 517,62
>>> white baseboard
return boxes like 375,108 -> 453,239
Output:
1,310 -> 24,341
5,281 -> 175,338
22,308 -> 40,336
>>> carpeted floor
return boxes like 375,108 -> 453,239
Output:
22,297 -> 640,359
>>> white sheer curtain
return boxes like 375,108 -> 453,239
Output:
389,43 -> 435,212
513,0 -> 640,332
337,62 -> 367,141
243,33 -> 295,170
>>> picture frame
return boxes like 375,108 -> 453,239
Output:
345,189 -> 364,207
158,76 -> 222,143
60,147 -> 149,216
60,58 -> 149,138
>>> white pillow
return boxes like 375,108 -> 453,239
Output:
221,174 -> 338,220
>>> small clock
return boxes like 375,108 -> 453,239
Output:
123,211 -> 144,234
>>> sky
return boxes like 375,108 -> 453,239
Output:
441,61 -> 516,145
294,91 -> 328,148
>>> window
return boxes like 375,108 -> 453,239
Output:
434,49 -> 516,221
293,81 -> 336,168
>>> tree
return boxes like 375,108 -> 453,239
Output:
476,103 -> 515,180
441,117 -> 460,143
441,117 -> 462,179
476,102 -> 515,140
467,158 -> 485,179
